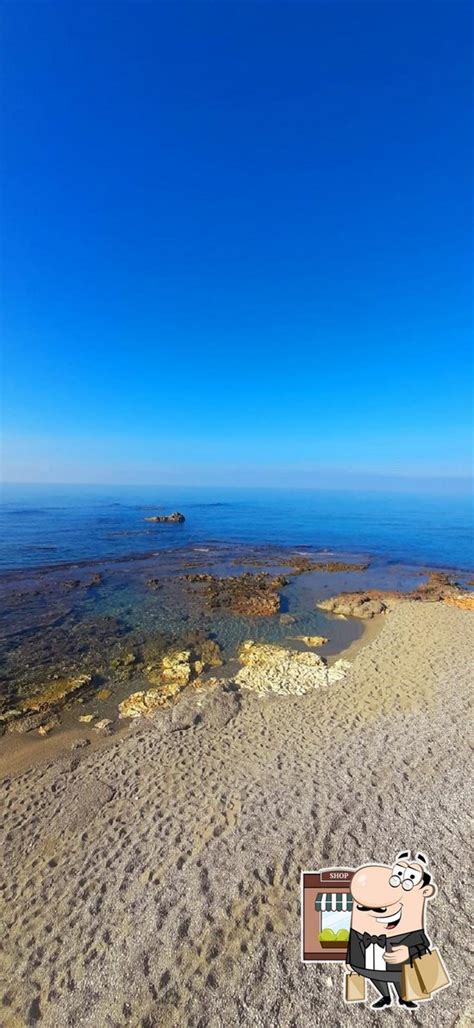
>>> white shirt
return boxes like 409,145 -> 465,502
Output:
365,942 -> 386,971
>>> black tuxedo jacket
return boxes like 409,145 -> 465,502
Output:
348,928 -> 430,974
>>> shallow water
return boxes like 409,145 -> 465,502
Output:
1,485 -> 472,721
0,544 -> 363,712
1,533 -> 466,720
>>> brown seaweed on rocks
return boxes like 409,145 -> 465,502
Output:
317,572 -> 471,619
181,572 -> 288,616
230,555 -> 369,574
18,673 -> 93,711
287,558 -> 369,575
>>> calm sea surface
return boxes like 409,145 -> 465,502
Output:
0,484 -> 472,572
1,484 -> 472,717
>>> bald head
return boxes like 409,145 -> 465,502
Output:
350,862 -> 435,936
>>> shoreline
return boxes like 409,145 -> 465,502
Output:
2,546 -> 472,775
1,598 -> 472,1025
0,612 -> 383,780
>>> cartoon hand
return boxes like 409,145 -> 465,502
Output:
383,945 -> 409,964
345,964 -> 353,974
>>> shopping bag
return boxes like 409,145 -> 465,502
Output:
401,962 -> 430,1001
345,973 -> 366,1002
412,950 -> 450,994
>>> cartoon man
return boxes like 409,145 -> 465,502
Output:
346,851 -> 435,1009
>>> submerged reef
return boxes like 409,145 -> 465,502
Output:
181,572 -> 288,615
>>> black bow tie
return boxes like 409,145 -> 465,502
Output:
362,932 -> 387,948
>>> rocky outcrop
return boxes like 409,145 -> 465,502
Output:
410,572 -> 464,602
118,683 -> 181,719
119,639 -> 224,719
182,572 -> 287,616
146,640 -> 223,688
7,711 -> 60,734
288,559 -> 369,575
317,572 -> 471,620
144,512 -> 185,523
19,673 -> 93,711
444,594 -> 474,611
159,650 -> 192,687
193,639 -> 223,672
317,594 -> 388,619
230,555 -> 369,574
234,641 -> 350,696
94,718 -> 113,734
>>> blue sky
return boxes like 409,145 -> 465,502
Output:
1,1 -> 472,489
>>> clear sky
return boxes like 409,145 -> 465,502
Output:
1,1 -> 472,489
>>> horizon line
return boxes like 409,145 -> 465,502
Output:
1,477 -> 473,490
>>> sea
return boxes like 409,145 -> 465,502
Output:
1,483 -> 473,572
1,483 -> 472,718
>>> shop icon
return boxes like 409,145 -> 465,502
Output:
302,857 -> 450,1010
301,867 -> 354,962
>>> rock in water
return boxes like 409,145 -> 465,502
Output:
144,511 -> 185,523
37,719 -> 60,736
96,688 -> 112,701
234,641 -> 349,696
159,649 -> 192,687
19,673 -> 93,711
195,638 -> 223,669
146,639 -> 223,679
94,718 -> 113,733
288,558 -> 369,574
182,572 -> 287,616
8,711 -> 60,734
71,737 -> 90,750
317,594 -> 387,618
293,635 -> 329,646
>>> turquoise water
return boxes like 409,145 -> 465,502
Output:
0,484 -> 472,571
1,483 -> 472,714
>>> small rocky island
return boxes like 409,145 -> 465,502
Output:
144,511 -> 185,523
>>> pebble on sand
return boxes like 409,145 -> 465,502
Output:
37,720 -> 59,736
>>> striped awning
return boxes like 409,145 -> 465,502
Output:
316,892 -> 353,912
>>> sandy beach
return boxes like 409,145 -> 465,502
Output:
3,0 -> 472,1021
1,598 -> 472,1027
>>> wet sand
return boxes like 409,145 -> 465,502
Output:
1,600 -> 473,1026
